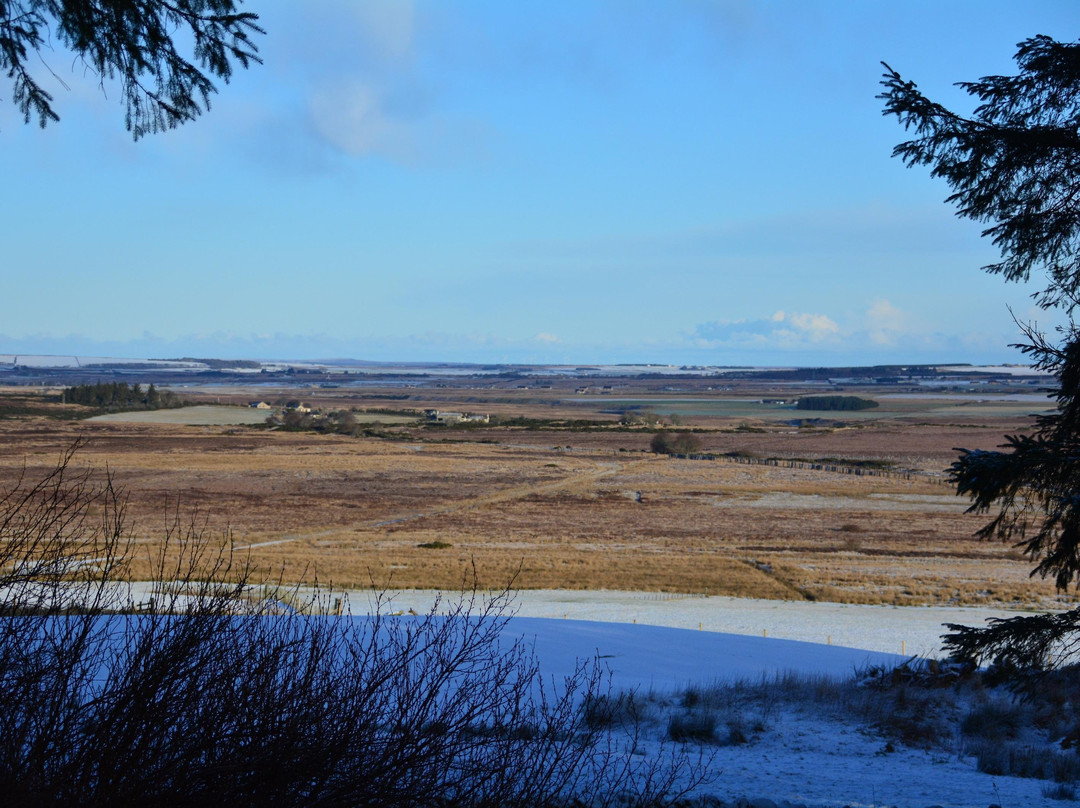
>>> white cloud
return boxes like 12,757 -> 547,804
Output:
534,332 -> 560,343
270,1 -> 427,163
687,298 -> 1035,364
693,310 -> 841,350
865,299 -> 908,345
785,311 -> 840,339
309,80 -> 414,160
306,78 -> 489,166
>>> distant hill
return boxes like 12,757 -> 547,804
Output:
169,357 -> 263,370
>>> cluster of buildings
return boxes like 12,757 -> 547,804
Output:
247,402 -> 490,426
248,400 -> 312,414
423,409 -> 489,424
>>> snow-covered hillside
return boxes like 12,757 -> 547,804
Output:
355,589 -> 1065,808
503,617 -> 1062,808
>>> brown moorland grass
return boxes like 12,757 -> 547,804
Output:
0,391 -> 1067,609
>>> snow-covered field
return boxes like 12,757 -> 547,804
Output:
366,590 -> 1069,808
506,619 -> 1063,808
372,589 -> 1031,659
102,584 -> 1070,806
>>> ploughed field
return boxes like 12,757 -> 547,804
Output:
0,386 -> 1067,609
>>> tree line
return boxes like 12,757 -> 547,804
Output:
795,396 -> 879,412
269,408 -> 365,435
62,382 -> 182,411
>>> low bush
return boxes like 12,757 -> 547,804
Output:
972,742 -> 1080,782
962,700 -> 1025,742
667,710 -> 718,743
1045,782 -> 1079,800
721,718 -> 751,746
582,692 -> 645,730
650,431 -> 702,455
667,687 -> 759,746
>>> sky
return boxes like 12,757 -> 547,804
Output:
1,1 -> 1076,366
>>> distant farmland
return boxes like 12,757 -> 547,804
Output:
0,373 -> 1063,610
586,395 -> 1051,420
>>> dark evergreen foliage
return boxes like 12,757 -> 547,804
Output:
881,35 -> 1080,311
950,325 -> 1080,593
1,0 -> 263,138
64,381 -> 180,411
794,396 -> 879,412
882,36 -> 1080,673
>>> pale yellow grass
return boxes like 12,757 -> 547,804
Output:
0,417 -> 1065,608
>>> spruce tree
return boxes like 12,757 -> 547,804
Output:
1,1 -> 263,138
881,36 -> 1080,672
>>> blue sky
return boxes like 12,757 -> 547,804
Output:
1,1 -> 1076,365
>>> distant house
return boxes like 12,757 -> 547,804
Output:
426,410 -> 488,424
284,401 -> 312,413
249,401 -> 272,409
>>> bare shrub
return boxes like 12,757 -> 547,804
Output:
0,445 -> 711,806
582,692 -> 645,730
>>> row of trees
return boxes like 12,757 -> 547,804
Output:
269,408 -> 368,436
0,445 -> 709,804
795,396 -> 879,412
62,382 -> 182,411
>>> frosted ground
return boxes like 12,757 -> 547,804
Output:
366,590 -> 1068,808
112,584 -> 1067,806
371,589 -> 1030,659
